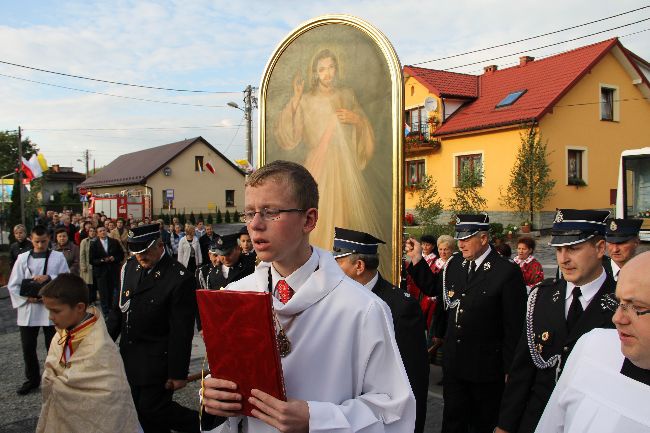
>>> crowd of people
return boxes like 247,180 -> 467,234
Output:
5,160 -> 650,433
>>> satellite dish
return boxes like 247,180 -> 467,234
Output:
424,96 -> 438,112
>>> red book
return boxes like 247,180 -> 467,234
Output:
196,290 -> 286,416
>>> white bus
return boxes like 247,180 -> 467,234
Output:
616,147 -> 650,241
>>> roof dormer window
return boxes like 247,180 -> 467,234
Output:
496,89 -> 527,108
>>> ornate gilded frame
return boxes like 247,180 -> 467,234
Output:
258,14 -> 404,283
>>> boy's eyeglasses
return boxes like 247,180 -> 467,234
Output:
241,208 -> 306,223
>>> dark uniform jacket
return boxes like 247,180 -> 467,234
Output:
409,249 -> 527,382
106,253 -> 197,385
498,275 -> 616,433
372,274 -> 429,433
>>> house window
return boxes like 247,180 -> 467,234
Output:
567,149 -> 585,185
600,86 -> 616,121
194,155 -> 204,172
455,153 -> 483,186
495,89 -> 527,108
405,160 -> 426,186
405,106 -> 429,137
225,190 -> 235,207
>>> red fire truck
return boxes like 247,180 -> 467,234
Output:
86,189 -> 152,221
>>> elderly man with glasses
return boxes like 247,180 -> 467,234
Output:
535,251 -> 650,433
106,224 -> 198,433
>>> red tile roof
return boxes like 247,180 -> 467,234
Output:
427,38 -> 620,136
404,66 -> 478,99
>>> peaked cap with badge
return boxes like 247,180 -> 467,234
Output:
332,227 -> 385,259
605,218 -> 642,244
454,214 -> 490,240
210,232 -> 239,256
127,223 -> 161,254
549,209 -> 610,247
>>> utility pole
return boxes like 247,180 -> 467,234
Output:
17,126 -> 25,226
243,85 -> 253,165
84,149 -> 90,178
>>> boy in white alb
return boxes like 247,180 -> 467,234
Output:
201,160 -> 415,432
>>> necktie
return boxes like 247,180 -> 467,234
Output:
467,260 -> 476,283
276,280 -> 294,304
566,287 -> 583,331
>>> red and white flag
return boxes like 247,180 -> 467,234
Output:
205,161 -> 215,174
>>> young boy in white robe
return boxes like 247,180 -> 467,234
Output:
536,251 -> 650,433
36,273 -> 141,433
201,160 -> 416,432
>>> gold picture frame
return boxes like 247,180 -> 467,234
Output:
258,14 -> 404,283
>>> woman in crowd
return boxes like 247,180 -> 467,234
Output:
177,223 -> 202,275
79,226 -> 97,304
52,228 -> 80,275
514,236 -> 544,294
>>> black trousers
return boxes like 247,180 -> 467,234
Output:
442,372 -> 504,433
19,325 -> 55,384
130,382 -> 200,433
95,270 -> 116,316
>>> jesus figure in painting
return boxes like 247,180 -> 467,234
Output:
274,48 -> 381,250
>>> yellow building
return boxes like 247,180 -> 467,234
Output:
404,38 -> 650,228
80,137 -> 245,219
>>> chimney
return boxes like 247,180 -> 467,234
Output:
483,64 -> 498,74
519,56 -> 535,66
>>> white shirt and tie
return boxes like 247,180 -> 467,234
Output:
564,268 -> 606,318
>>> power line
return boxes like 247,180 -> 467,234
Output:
0,72 -> 226,108
412,5 -> 650,66
441,17 -> 650,71
460,27 -> 650,75
0,59 -> 240,94
223,115 -> 246,155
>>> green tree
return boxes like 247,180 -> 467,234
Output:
1,131 -> 39,231
500,125 -> 556,226
206,213 -> 213,224
414,175 -> 443,234
224,210 -> 231,223
189,211 -> 196,224
216,209 -> 223,224
449,162 -> 487,215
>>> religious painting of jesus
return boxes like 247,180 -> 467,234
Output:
260,16 -> 404,280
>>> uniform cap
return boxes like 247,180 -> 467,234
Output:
211,233 -> 239,255
332,227 -> 385,259
454,214 -> 490,240
605,218 -> 642,244
127,223 -> 161,254
549,209 -> 610,246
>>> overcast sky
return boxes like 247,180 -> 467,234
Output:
1,0 -> 649,173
